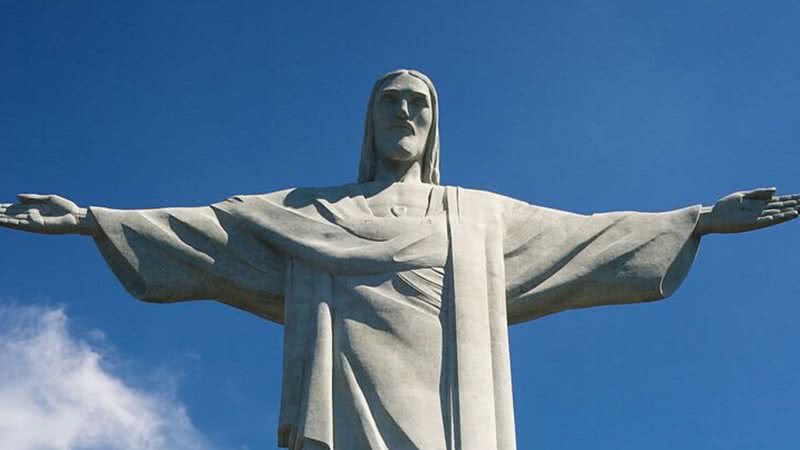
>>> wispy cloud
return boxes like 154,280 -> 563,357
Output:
0,303 -> 217,450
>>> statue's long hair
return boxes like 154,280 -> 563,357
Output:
357,69 -> 440,185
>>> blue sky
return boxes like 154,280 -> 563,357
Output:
1,1 -> 798,449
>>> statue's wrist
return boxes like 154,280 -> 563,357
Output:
75,208 -> 98,236
694,205 -> 715,235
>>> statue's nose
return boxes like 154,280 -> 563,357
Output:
396,99 -> 410,119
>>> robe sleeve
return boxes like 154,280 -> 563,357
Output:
503,200 -> 702,324
89,203 -> 286,323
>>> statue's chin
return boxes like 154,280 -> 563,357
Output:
377,140 -> 424,163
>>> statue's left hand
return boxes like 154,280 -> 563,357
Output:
695,187 -> 800,235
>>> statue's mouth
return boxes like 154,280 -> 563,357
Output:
390,122 -> 415,134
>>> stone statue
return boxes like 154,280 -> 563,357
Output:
1,69 -> 797,450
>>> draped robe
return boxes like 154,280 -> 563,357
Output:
89,182 -> 701,450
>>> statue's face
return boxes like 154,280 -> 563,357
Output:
372,73 -> 433,164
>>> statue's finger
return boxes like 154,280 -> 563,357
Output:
773,193 -> 800,202
9,204 -> 39,214
756,216 -> 776,227
6,217 -> 31,227
2,205 -> 23,215
766,200 -> 798,209
744,187 -> 777,200
763,206 -> 798,215
761,211 -> 799,225
17,193 -> 51,204
772,213 -> 798,226
0,216 -> 22,226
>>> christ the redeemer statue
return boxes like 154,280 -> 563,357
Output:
1,70 -> 797,450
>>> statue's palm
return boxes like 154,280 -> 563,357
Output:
0,194 -> 83,234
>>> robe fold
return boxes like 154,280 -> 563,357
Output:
89,183 -> 701,450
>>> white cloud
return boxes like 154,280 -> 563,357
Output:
0,303 -> 217,450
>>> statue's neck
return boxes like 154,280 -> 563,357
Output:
373,158 -> 423,184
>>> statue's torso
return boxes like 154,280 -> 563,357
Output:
325,182 -> 450,449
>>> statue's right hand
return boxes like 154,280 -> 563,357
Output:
0,194 -> 92,235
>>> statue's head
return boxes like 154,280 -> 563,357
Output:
358,69 -> 440,184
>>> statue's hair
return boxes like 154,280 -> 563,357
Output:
358,69 -> 440,185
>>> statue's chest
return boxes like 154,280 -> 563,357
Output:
363,185 -> 446,218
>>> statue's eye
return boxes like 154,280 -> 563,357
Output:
413,96 -> 429,107
381,93 -> 397,103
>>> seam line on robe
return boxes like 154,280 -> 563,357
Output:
395,272 -> 443,313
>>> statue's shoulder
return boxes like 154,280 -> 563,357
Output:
435,185 -> 528,221
446,185 -> 521,208
220,183 -> 364,210
447,186 -> 573,220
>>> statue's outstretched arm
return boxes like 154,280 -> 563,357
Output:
0,194 -> 98,236
694,187 -> 799,235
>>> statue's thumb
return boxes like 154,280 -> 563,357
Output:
17,193 -> 49,204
